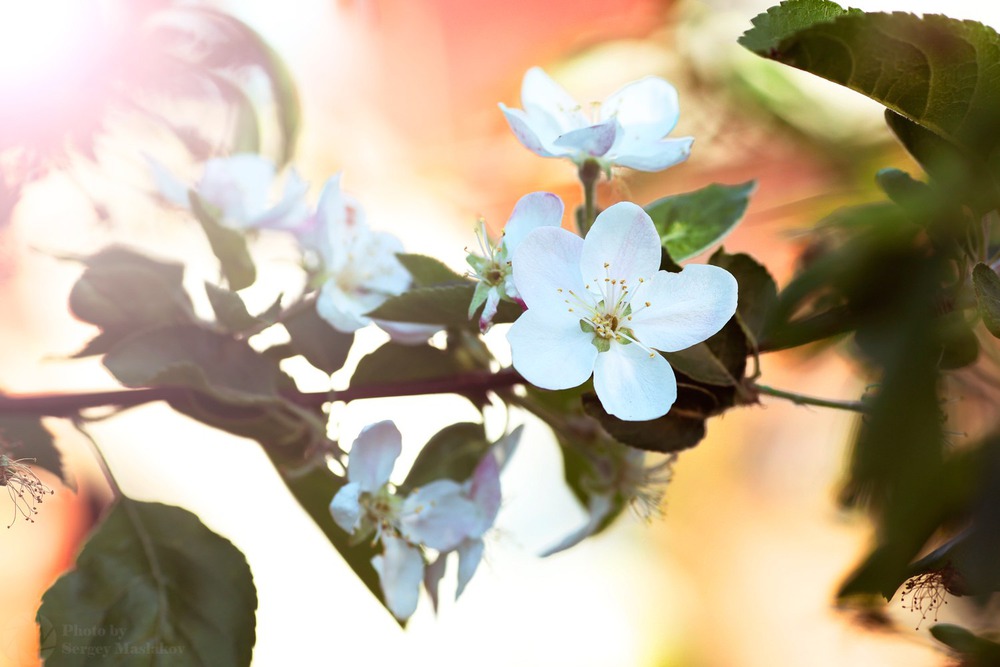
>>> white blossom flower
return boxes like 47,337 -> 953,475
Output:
500,67 -> 694,173
306,175 -> 439,343
507,202 -> 737,421
148,153 -> 309,230
328,421 -> 504,620
466,191 -> 563,331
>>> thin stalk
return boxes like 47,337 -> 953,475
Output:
753,383 -> 868,413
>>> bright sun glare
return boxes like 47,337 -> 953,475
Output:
0,0 -> 90,87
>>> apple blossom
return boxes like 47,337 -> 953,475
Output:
507,202 -> 737,421
329,421 -> 505,620
303,175 -> 440,343
148,152 -> 309,230
466,191 -> 564,331
499,67 -> 694,172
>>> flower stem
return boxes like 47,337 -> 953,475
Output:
578,159 -> 601,235
753,383 -> 868,413
0,369 -> 525,416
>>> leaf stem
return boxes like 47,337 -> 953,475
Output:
753,382 -> 868,413
0,369 -> 525,416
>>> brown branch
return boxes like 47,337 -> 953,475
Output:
0,368 -> 525,417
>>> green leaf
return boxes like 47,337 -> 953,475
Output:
367,284 -> 521,327
582,392 -> 709,453
103,325 -> 281,404
38,499 -> 256,666
270,465 -> 388,618
973,263 -> 1000,338
663,344 -> 737,387
283,303 -> 355,374
645,182 -> 755,261
205,283 -> 261,332
351,343 -> 465,390
930,624 -> 1000,662
205,72 -> 261,154
68,246 -> 196,351
709,249 -> 778,344
740,2 -> 1000,163
396,254 -> 466,287
0,416 -> 69,488
402,422 -> 489,491
189,192 -> 256,291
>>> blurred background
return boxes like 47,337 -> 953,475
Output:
2,0 -> 999,664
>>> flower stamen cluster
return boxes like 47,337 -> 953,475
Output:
0,455 -> 54,528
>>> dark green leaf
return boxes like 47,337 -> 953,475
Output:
103,325 -> 281,404
189,192 -> 256,291
663,344 -> 737,387
68,246 -> 195,351
710,249 -> 779,343
582,391 -> 710,453
930,624 -> 1000,662
205,283 -> 259,332
38,499 -> 256,666
973,263 -> 1000,338
740,2 -> 1000,163
402,422 -> 489,491
367,283 -> 522,327
396,254 -> 466,287
0,416 -> 68,488
283,303 -> 354,374
351,343 -> 464,389
645,182 -> 755,261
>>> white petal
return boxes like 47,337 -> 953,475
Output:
347,421 -> 402,492
629,264 -> 738,352
477,287 -> 502,333
145,155 -> 189,207
593,342 -> 677,421
492,425 -> 523,471
456,538 -> 485,599
499,104 -> 561,158
553,120 -> 620,158
317,281 -> 374,332
507,308 -> 598,390
373,536 -> 424,621
328,482 -> 363,533
610,137 -> 693,172
376,320 -> 441,345
540,493 -> 613,557
600,77 -> 680,142
501,192 -> 564,251
198,154 -> 274,225
250,166 -> 310,230
510,226 -> 587,317
400,480 -> 480,552
520,67 -> 588,131
579,202 -> 661,288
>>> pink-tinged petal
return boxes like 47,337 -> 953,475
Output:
400,480 -> 479,551
600,77 -> 681,141
540,493 -> 613,557
629,265 -> 737,352
507,308 -> 598,390
423,553 -> 448,613
317,281 -> 373,332
328,481 -> 363,533
499,104 -> 560,158
372,536 -> 424,621
609,137 -> 693,173
477,287 -> 501,333
579,202 -> 661,288
347,421 -> 402,492
466,454 -> 501,538
375,320 -> 441,345
520,67 -> 588,131
553,119 -> 620,158
492,425 -> 523,471
501,192 -> 564,251
593,341 -> 677,421
510,226 -> 587,317
456,538 -> 485,598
